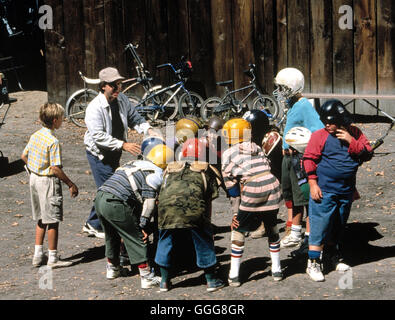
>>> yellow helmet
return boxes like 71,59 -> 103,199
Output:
175,116 -> 203,144
145,144 -> 174,169
222,118 -> 252,145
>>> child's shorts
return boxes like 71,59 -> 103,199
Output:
281,154 -> 309,206
30,173 -> 63,224
235,209 -> 278,233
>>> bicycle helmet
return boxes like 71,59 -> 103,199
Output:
181,137 -> 209,162
273,68 -> 304,102
207,116 -> 225,132
319,99 -> 353,126
221,118 -> 252,145
243,110 -> 270,144
175,116 -> 204,144
141,136 -> 166,158
145,144 -> 174,169
284,127 -> 312,154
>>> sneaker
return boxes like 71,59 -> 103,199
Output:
322,247 -> 351,273
306,259 -> 325,282
289,239 -> 309,259
32,254 -> 46,267
228,276 -> 241,287
207,278 -> 225,292
47,257 -> 73,269
272,271 -> 283,281
250,223 -> 266,239
141,273 -> 161,289
82,223 -> 105,239
106,263 -> 127,279
280,233 -> 302,248
159,281 -> 171,292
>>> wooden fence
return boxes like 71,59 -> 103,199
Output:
44,0 -> 395,115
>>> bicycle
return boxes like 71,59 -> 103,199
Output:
200,63 -> 280,122
65,43 -> 157,127
134,57 -> 204,122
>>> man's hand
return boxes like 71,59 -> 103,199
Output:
69,183 -> 79,198
122,142 -> 141,155
231,215 -> 239,231
336,128 -> 353,144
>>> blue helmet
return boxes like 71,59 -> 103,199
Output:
141,136 -> 166,157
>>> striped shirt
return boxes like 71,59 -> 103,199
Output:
99,165 -> 157,203
221,142 -> 282,212
22,127 -> 62,176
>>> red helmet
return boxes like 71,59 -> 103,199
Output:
181,137 -> 212,162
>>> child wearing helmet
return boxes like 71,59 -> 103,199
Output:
273,68 -> 324,250
221,118 -> 283,285
154,139 -> 225,293
303,99 -> 373,282
94,143 -> 173,288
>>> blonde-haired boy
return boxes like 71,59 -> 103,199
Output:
21,102 -> 78,268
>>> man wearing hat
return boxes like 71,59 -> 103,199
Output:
83,67 -> 160,238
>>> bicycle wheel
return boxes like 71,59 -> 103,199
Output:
178,92 -> 204,119
251,95 -> 280,120
66,89 -> 98,127
143,89 -> 178,121
200,97 -> 222,122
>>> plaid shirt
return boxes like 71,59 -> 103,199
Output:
22,127 -> 62,176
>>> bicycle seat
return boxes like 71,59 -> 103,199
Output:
79,72 -> 101,85
216,80 -> 233,86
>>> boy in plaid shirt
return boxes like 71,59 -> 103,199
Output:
21,103 -> 78,268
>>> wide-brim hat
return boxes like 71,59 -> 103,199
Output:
99,67 -> 125,83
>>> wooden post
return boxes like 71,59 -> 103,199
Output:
275,0 -> 288,73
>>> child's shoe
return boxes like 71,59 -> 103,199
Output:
141,272 -> 161,289
32,254 -> 46,267
106,263 -> 127,279
207,278 -> 225,292
280,233 -> 302,248
306,259 -> 325,282
271,271 -> 283,281
228,276 -> 241,287
158,281 -> 171,292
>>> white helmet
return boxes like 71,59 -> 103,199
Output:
285,126 -> 311,154
273,68 -> 305,102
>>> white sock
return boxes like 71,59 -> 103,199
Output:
138,265 -> 151,278
291,224 -> 302,239
34,245 -> 43,257
269,241 -> 281,273
229,244 -> 244,278
48,249 -> 57,263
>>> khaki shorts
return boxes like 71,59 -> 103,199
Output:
30,173 -> 63,224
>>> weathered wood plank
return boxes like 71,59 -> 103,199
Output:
210,0 -> 233,97
275,0 -> 287,73
262,0 -> 275,93
310,0 -> 333,94
83,0 -> 106,79
167,0 -> 189,65
44,0 -> 67,105
377,0 -> 395,114
354,0 -> 377,115
232,0 -> 254,100
332,0 -> 354,111
287,0 -> 310,92
146,0 -> 169,85
189,0 -> 214,98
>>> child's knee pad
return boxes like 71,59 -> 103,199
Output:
231,230 -> 245,243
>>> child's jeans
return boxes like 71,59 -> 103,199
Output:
308,191 -> 353,247
155,227 -> 217,269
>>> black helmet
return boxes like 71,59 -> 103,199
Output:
207,116 -> 225,132
320,99 -> 352,126
243,109 -> 270,144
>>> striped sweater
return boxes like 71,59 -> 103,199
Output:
221,142 -> 282,212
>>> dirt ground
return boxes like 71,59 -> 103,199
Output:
0,91 -> 393,303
